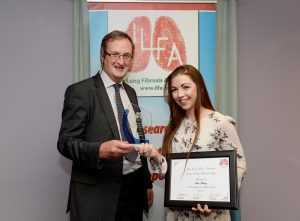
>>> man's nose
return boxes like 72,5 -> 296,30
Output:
117,55 -> 125,64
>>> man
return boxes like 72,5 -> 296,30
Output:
57,30 -> 153,221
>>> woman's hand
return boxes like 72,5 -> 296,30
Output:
192,203 -> 212,216
135,143 -> 160,158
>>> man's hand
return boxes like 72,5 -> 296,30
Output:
147,188 -> 154,208
99,140 -> 135,159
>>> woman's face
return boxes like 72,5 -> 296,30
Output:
170,74 -> 198,117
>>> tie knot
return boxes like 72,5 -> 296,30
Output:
113,83 -> 121,92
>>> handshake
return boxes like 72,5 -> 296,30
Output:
134,143 -> 161,159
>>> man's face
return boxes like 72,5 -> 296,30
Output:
101,38 -> 133,83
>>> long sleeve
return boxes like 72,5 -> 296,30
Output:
220,116 -> 247,188
57,84 -> 101,169
149,155 -> 168,175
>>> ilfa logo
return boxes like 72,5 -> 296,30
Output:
126,16 -> 187,72
219,158 -> 229,167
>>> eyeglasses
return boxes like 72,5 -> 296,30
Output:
105,52 -> 133,62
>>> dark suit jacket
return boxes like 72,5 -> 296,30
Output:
57,73 -> 152,221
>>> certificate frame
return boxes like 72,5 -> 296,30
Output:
164,150 -> 238,209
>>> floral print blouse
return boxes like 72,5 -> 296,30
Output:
160,111 -> 246,221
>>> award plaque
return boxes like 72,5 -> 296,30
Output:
122,104 -> 152,144
164,150 -> 238,209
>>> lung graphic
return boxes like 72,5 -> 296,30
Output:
126,16 -> 151,73
153,16 -> 186,71
126,16 -> 186,73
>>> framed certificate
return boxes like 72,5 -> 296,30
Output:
164,150 -> 238,209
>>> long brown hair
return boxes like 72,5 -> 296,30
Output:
162,64 -> 215,156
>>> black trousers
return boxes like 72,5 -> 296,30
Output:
114,168 -> 144,221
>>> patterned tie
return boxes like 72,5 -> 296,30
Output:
113,83 -> 138,162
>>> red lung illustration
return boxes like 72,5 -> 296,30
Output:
126,16 -> 151,73
153,16 -> 186,71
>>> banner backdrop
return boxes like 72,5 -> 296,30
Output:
89,3 -> 216,221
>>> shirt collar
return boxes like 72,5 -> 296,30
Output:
101,71 -> 124,89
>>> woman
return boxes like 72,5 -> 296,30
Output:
161,64 -> 246,221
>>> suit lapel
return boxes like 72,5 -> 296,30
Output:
123,83 -> 140,113
93,73 -> 121,140
123,83 -> 146,141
